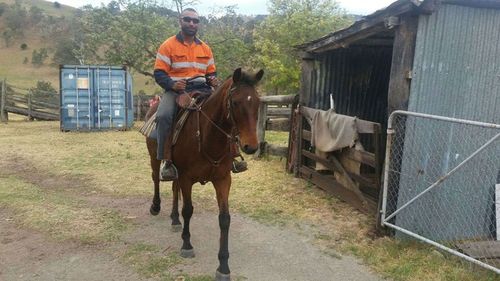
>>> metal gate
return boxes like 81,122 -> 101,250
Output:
381,110 -> 500,273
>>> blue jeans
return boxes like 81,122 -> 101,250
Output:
156,91 -> 178,160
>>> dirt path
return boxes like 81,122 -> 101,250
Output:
1,206 -> 381,281
0,156 -> 382,281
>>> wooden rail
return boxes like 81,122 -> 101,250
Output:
292,106 -> 382,214
256,94 -> 298,157
0,79 -> 59,121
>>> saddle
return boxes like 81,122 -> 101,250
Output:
139,89 -> 211,144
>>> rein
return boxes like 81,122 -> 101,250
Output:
189,84 -> 239,166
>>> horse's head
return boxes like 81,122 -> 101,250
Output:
227,68 -> 264,154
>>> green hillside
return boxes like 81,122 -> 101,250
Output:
0,0 -> 157,94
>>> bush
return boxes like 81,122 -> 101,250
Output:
32,48 -> 49,66
30,81 -> 57,103
54,2 -> 61,9
20,43 -> 27,50
0,3 -> 6,17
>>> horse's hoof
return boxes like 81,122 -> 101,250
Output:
149,205 -> 160,216
215,270 -> 231,281
171,224 -> 182,232
180,248 -> 195,258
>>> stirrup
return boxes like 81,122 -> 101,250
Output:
160,161 -> 178,181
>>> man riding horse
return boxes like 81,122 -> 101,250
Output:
153,8 -> 246,181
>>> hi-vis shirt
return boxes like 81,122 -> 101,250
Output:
154,32 -> 216,91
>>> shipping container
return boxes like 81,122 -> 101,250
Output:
60,65 -> 134,131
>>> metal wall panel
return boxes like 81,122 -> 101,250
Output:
396,4 -> 500,241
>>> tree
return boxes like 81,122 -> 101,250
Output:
54,2 -> 61,9
2,29 -> 14,47
52,38 -> 80,65
29,6 -> 44,24
201,6 -> 257,78
78,0 -> 178,77
4,2 -> 28,35
32,48 -> 49,66
254,0 -> 352,95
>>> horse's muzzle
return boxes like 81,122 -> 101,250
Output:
242,144 -> 257,154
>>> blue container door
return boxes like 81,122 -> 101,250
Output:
95,67 -> 128,129
60,67 -> 94,130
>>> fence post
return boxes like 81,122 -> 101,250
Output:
256,101 -> 267,157
136,95 -> 141,121
0,78 -> 7,122
28,89 -> 32,120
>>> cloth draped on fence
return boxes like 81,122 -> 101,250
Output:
301,106 -> 358,152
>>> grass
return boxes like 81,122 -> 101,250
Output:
0,120 -> 498,280
0,0 -> 159,94
122,243 -> 182,280
0,175 -> 128,243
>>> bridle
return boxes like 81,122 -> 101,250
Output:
189,82 -> 242,167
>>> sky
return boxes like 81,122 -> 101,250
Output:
55,0 -> 396,16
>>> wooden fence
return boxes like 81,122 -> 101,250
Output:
133,94 -> 155,121
0,79 -> 59,122
291,106 -> 383,214
256,94 -> 298,158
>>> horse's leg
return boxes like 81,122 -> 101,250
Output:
179,178 -> 195,258
213,175 -> 232,281
149,157 -> 161,216
170,180 -> 182,232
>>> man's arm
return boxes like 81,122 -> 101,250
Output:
154,69 -> 175,92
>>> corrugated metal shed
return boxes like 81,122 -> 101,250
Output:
297,0 -> 500,240
396,3 -> 500,240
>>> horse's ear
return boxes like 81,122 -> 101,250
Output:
255,69 -> 264,82
232,68 -> 242,83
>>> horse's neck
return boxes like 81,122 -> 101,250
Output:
200,83 -> 232,143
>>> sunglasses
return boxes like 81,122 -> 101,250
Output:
182,17 -> 200,24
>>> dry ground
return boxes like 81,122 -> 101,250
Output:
0,120 -> 497,281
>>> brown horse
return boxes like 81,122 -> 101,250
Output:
145,68 -> 263,280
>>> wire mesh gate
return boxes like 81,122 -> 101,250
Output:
380,110 -> 500,274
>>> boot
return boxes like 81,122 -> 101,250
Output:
160,160 -> 178,181
159,133 -> 177,181
231,156 -> 248,173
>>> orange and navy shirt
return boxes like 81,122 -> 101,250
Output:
154,32 -> 216,92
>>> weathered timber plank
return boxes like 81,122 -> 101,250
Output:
299,166 -> 376,214
260,95 -> 296,104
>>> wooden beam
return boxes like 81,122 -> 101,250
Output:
387,15 -> 418,114
299,54 -> 316,106
344,149 -> 377,168
4,105 -> 58,120
266,118 -> 290,131
256,102 -> 267,157
0,78 -> 6,122
267,107 -> 291,117
260,95 -> 296,104
299,166 -> 376,214
266,144 -> 288,158
302,1 -> 418,53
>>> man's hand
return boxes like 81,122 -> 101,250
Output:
172,80 -> 187,92
207,76 -> 220,88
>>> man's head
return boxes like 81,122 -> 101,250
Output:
179,8 -> 199,37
